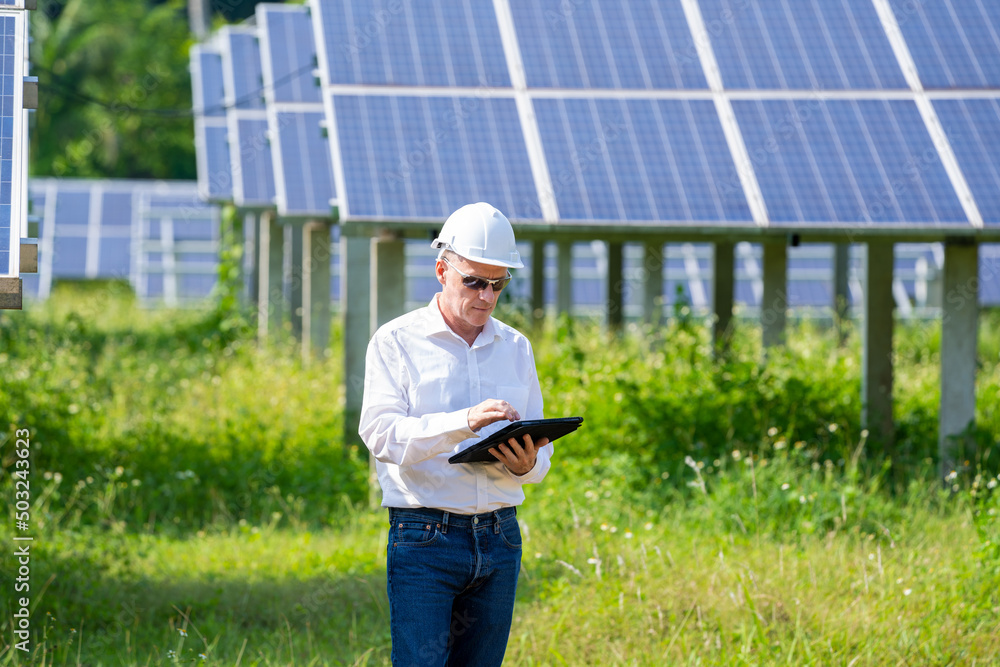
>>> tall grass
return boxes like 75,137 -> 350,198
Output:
2,291 -> 999,664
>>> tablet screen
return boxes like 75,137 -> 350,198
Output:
448,417 -> 583,464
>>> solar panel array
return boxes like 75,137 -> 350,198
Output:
299,0 -> 1000,233
184,2 -> 1000,313
0,8 -> 25,279
24,179 -> 220,305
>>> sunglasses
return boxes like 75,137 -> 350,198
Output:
441,257 -> 512,292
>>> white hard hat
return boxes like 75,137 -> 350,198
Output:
430,202 -> 524,269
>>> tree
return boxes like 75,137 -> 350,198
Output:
31,0 -> 197,179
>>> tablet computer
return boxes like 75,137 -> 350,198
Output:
448,417 -> 583,464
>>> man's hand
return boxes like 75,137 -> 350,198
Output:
489,433 -> 550,476
468,398 -> 520,432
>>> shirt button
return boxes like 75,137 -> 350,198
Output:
473,517 -> 479,525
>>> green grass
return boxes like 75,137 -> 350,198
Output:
2,289 -> 1000,665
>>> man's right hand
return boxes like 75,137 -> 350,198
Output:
467,399 -> 521,432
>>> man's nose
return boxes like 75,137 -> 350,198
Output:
480,284 -> 496,303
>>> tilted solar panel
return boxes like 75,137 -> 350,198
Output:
191,45 -> 232,202
313,0 -> 511,87
276,111 -> 335,216
933,98 -> 1000,225
733,99 -> 966,225
700,0 -> 906,89
333,94 -> 539,220
533,98 -> 752,222
0,11 -> 24,277
892,0 -> 1000,89
233,117 -> 276,207
258,4 -> 336,217
509,0 -> 707,89
227,31 -> 266,110
219,28 -> 276,208
260,6 -> 322,104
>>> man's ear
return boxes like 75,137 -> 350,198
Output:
435,259 -> 447,286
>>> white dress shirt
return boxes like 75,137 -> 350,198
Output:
359,295 -> 550,514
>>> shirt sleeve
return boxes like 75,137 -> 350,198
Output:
504,338 -> 551,485
359,331 -> 478,467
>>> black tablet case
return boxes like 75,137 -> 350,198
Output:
448,417 -> 583,464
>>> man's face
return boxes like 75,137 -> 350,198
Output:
435,254 -> 509,333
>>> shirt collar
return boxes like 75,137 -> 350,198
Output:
427,294 -> 505,346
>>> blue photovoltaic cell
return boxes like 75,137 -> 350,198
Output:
262,8 -> 322,104
197,50 -> 226,117
227,32 -> 266,109
52,236 -> 87,277
933,99 -> 1000,225
534,98 -> 752,221
334,95 -> 538,219
174,219 -> 215,241
315,0 -> 511,87
98,237 -> 130,276
102,192 -> 132,226
700,0 -> 906,89
510,0 -> 707,89
893,0 -> 1000,89
733,99 -> 966,225
202,125 -> 233,200
235,118 -> 276,206
277,111 -> 335,215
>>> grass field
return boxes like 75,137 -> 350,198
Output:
2,287 -> 999,665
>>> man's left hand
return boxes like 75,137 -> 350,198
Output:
489,434 -> 550,476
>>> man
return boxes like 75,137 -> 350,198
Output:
359,202 -> 552,666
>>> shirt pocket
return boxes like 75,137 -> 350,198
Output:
497,385 -> 530,417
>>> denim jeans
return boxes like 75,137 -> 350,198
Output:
386,506 -> 522,666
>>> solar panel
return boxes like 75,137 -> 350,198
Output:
258,5 -> 322,104
933,98 -> 1000,225
219,27 -> 276,208
191,44 -> 232,201
733,99 -> 967,225
257,4 -> 336,217
27,179 -> 219,305
332,94 -> 539,220
892,0 -> 1000,89
509,0 -> 707,89
533,98 -> 752,221
0,10 -> 25,278
312,0 -> 511,87
700,0 -> 906,89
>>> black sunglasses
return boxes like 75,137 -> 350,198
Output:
441,257 -> 512,292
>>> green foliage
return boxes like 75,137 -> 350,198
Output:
3,296 -> 1000,664
30,0 -> 196,179
0,288 -> 365,532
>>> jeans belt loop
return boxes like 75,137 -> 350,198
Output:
493,510 -> 501,534
441,510 -> 449,534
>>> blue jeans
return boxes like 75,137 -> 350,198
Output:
386,506 -> 522,666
